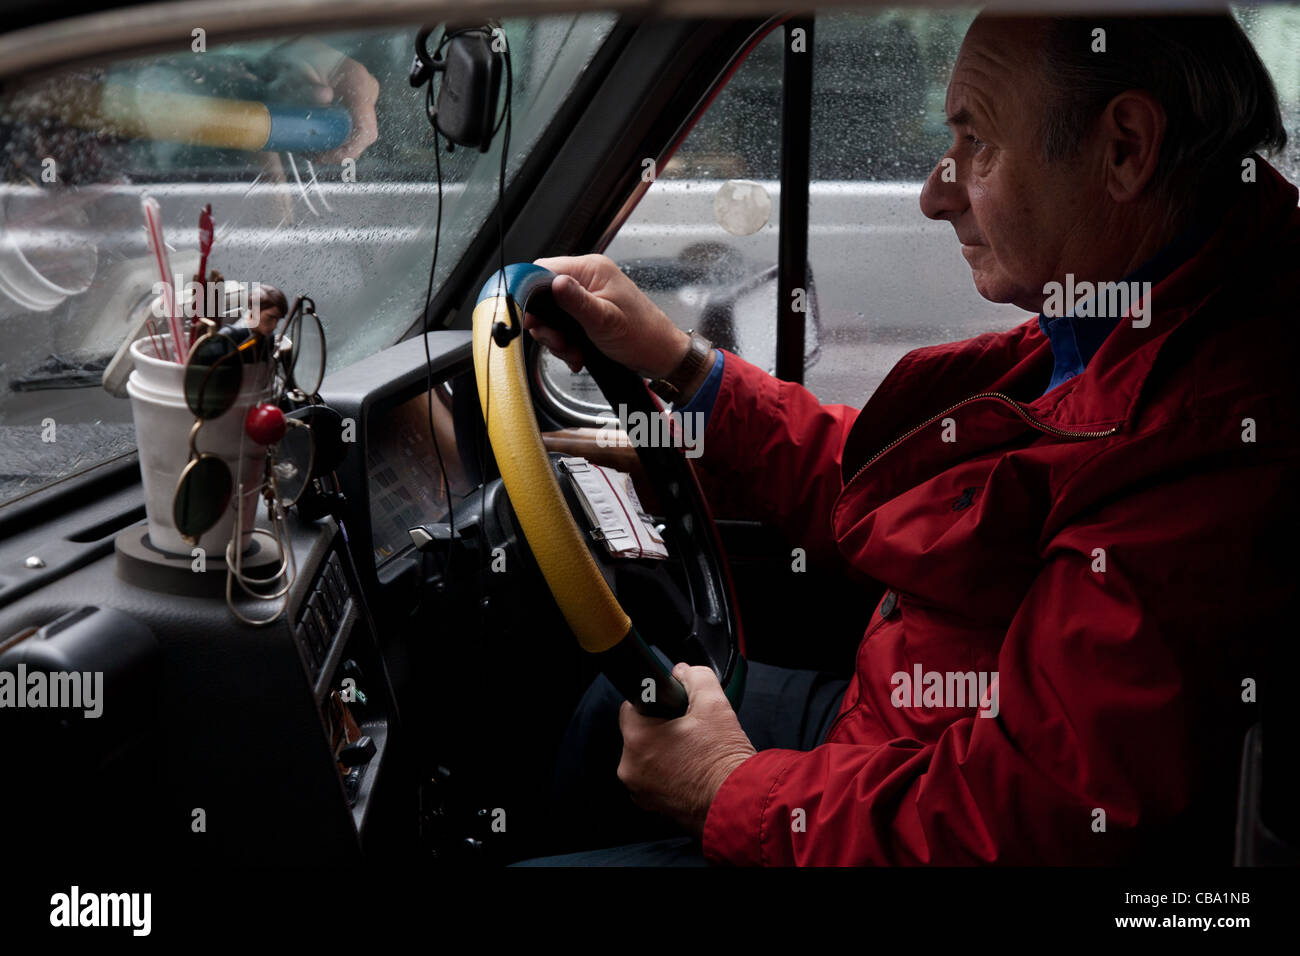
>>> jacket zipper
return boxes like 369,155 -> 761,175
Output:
847,391 -> 1121,485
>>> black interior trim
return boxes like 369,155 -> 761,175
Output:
0,452 -> 140,542
776,16 -> 814,385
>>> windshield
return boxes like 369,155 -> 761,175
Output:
0,14 -> 616,507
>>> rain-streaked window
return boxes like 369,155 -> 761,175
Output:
543,6 -> 1300,417
0,15 -> 615,506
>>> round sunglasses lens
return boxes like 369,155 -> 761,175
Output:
174,455 -> 233,539
271,422 -> 315,505
185,335 -> 242,419
290,311 -> 325,396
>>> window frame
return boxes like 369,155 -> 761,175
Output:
527,14 -> 801,428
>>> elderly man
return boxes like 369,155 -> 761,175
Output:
522,11 -> 1297,865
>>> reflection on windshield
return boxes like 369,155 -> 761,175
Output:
0,16 -> 615,506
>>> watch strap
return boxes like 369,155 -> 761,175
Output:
649,331 -> 713,402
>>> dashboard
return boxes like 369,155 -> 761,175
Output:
0,330 -> 483,867
0,486 -> 397,864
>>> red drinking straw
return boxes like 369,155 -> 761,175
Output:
192,203 -> 214,347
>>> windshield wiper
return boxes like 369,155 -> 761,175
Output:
9,351 -> 114,391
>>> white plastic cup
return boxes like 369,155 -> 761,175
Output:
126,334 -> 271,557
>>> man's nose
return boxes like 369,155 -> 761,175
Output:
919,153 -> 966,222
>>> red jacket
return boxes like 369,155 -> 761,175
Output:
697,161 -> 1300,866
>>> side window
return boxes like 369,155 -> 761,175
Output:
538,26 -> 786,422
539,5 -> 1300,420
804,9 -> 1023,405
1235,4 -> 1300,180
539,10 -> 1019,416
804,7 -> 1300,405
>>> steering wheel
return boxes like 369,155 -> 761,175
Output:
471,263 -> 746,718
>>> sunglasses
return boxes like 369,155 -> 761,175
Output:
173,324 -> 268,546
275,296 -> 327,403
181,293 -> 325,420
172,298 -> 323,545
173,402 -> 316,546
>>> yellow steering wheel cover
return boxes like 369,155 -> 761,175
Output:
472,295 -> 632,653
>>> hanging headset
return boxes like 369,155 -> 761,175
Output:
409,24 -> 504,153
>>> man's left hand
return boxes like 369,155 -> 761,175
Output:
617,662 -> 756,840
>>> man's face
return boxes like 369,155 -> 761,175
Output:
919,17 -> 1106,313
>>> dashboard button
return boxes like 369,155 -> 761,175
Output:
298,624 -> 320,668
328,563 -> 349,605
301,618 -> 323,665
303,597 -> 327,650
315,584 -> 337,625
310,604 -> 329,645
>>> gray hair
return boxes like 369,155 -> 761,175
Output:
1037,13 -> 1287,216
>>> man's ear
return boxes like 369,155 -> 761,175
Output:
1099,89 -> 1166,203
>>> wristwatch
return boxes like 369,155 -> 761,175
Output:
648,331 -> 714,403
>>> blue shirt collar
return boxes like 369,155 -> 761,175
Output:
1036,221 -> 1214,394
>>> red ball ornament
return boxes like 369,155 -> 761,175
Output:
245,403 -> 286,445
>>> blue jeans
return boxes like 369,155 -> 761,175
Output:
515,652 -> 850,866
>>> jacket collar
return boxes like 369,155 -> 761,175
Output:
1025,158 -> 1300,432
1034,215 -> 1216,393
839,158 -> 1300,480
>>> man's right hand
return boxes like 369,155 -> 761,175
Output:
523,254 -> 690,380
